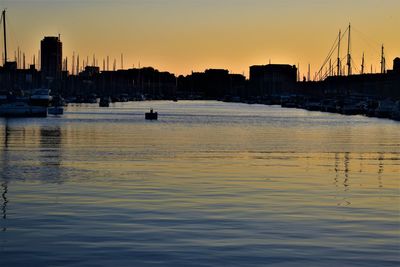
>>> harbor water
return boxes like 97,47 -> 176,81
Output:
0,101 -> 399,266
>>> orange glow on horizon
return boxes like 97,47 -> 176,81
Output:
0,0 -> 399,78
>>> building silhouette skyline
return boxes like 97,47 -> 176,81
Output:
40,36 -> 62,84
0,34 -> 399,120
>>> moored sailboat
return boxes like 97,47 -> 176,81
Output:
0,10 -> 49,117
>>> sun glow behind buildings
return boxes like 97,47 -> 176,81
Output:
1,0 -> 399,77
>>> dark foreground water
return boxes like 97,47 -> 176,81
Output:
0,101 -> 399,266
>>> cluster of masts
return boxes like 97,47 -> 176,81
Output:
1,49 -> 129,74
2,48 -> 130,75
311,24 -> 387,81
66,53 -> 129,75
0,10 -> 34,69
1,9 -> 132,74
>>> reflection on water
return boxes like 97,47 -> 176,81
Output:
1,182 -> 7,232
333,150 -> 398,208
0,101 -> 399,267
1,121 -> 9,232
39,127 -> 63,184
344,152 -> 350,189
378,152 -> 385,189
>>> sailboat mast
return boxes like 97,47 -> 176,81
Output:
2,9 -> 7,64
380,45 -> 386,74
76,54 -> 80,75
72,52 -> 75,75
361,53 -> 365,74
337,30 -> 341,76
346,24 -> 351,76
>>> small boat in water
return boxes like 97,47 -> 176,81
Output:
48,106 -> 64,115
0,101 -> 47,117
0,91 -> 7,103
390,101 -> 400,121
145,109 -> 158,120
99,97 -> 110,107
48,95 -> 65,115
30,89 -> 52,107
51,95 -> 66,107
0,90 -> 48,117
375,100 -> 395,118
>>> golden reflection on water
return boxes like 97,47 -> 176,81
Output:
0,102 -> 399,265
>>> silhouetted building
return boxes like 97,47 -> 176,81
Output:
249,64 -> 297,96
41,36 -> 62,83
392,58 -> 400,73
177,69 -> 246,99
64,67 -> 177,98
203,69 -> 230,98
3,61 -> 17,71
79,66 -> 100,78
0,63 -> 40,92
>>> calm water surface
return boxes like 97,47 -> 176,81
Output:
0,101 -> 399,266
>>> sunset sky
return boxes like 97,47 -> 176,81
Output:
1,0 -> 399,77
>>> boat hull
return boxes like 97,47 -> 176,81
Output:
0,102 -> 47,117
48,106 -> 64,115
145,112 -> 158,120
